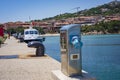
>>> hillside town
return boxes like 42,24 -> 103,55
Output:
0,15 -> 120,34
0,0 -> 120,35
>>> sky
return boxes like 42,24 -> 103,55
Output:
0,0 -> 114,23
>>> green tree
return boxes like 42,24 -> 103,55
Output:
33,27 -> 45,34
81,20 -> 120,34
7,28 -> 16,34
15,26 -> 24,33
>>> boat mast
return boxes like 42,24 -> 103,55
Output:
29,16 -> 33,29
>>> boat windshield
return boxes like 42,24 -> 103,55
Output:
25,31 -> 29,34
25,31 -> 38,35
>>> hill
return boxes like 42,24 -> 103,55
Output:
81,0 -> 120,16
41,0 -> 120,21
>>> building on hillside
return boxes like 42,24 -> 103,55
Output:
69,16 -> 100,25
104,15 -> 120,22
32,21 -> 51,33
4,22 -> 17,29
53,22 -> 69,33
4,22 -> 31,29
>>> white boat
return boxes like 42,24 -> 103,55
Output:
23,27 -> 45,43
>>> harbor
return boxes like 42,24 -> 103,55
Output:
0,0 -> 120,80
0,34 -> 120,80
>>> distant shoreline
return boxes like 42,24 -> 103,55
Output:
40,33 -> 120,37
40,33 -> 60,37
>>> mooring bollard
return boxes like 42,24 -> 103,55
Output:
27,41 -> 45,56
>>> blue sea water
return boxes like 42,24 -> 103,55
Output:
43,34 -> 120,80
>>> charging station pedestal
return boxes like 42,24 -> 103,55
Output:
60,24 -> 82,76
52,24 -> 96,80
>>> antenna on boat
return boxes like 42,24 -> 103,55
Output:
29,16 -> 31,21
29,16 -> 33,29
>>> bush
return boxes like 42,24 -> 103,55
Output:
0,36 -> 3,44
0,34 -> 7,45
3,34 -> 8,40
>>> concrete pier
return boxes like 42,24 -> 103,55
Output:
0,37 -> 60,80
52,70 -> 96,80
